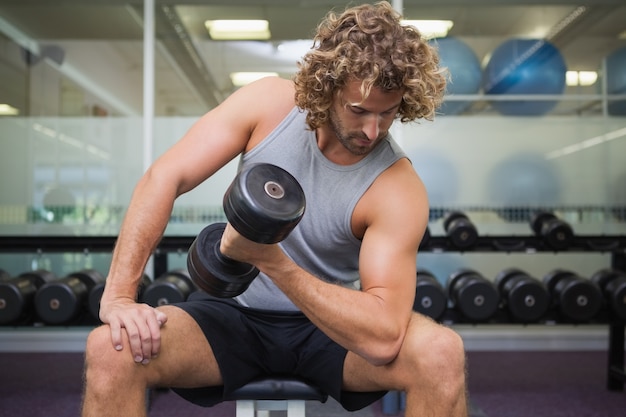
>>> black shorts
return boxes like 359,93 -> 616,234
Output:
171,291 -> 386,411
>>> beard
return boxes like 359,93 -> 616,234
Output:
328,108 -> 385,156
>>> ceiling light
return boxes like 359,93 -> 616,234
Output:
566,70 -> 597,87
205,20 -> 271,40
0,104 -> 19,116
230,72 -> 278,87
401,20 -> 454,39
566,71 -> 579,86
578,71 -> 598,86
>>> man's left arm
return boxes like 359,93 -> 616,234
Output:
221,159 -> 429,365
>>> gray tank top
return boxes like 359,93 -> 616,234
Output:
235,107 -> 407,311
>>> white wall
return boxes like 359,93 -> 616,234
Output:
0,114 -> 625,280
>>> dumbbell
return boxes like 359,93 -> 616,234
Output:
88,273 -> 152,321
530,211 -> 574,250
413,269 -> 447,320
443,211 -> 478,249
35,269 -> 105,325
447,269 -> 499,322
494,268 -> 549,323
142,270 -> 196,307
543,269 -> 603,322
187,163 -> 306,298
0,270 -> 56,325
591,268 -> 626,321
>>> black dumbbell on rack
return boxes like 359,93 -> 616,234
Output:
447,269 -> 500,322
414,269 -> 447,321
495,268 -> 550,323
591,268 -> 626,321
530,211 -> 574,250
88,273 -> 152,321
34,269 -> 105,325
542,269 -> 603,322
187,163 -> 306,298
443,211 -> 478,250
142,269 -> 196,307
0,270 -> 56,325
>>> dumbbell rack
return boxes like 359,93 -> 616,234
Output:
1,233 -> 625,391
420,234 -> 626,392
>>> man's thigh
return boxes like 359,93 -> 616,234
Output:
146,305 -> 223,388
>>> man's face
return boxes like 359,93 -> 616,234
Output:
328,80 -> 403,156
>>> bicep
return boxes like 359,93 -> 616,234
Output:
150,100 -> 254,195
359,216 -> 423,317
358,165 -> 429,317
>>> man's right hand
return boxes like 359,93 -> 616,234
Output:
99,297 -> 168,365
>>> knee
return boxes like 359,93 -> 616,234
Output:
425,325 -> 466,378
404,320 -> 466,388
84,326 -> 136,384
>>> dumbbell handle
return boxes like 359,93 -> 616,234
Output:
211,230 -> 255,274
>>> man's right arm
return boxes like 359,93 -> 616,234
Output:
97,76 -> 296,364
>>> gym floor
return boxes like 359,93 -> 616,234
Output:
0,350 -> 623,416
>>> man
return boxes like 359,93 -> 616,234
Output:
81,2 -> 468,416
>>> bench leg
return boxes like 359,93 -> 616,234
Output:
236,399 -> 255,417
287,400 -> 306,417
236,399 -> 306,417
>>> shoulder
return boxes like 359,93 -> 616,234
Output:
229,76 -> 295,112
372,158 -> 428,214
224,77 -> 296,150
353,158 -> 429,241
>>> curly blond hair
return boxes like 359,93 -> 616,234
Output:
293,1 -> 447,130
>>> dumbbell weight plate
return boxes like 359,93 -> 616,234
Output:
443,211 -> 478,249
530,211 -> 557,236
35,269 -> 104,325
530,211 -> 573,250
142,269 -> 196,307
448,269 -> 499,322
495,268 -> 549,322
557,279 -> 602,322
0,270 -> 55,325
414,270 -> 446,320
605,277 -> 626,321
544,269 -> 603,322
591,268 -> 618,289
543,269 -> 573,294
35,278 -> 87,325
187,222 -> 259,298
543,221 -> 574,250
591,269 -> 626,321
442,211 -> 466,232
0,280 -> 27,325
224,163 -> 306,244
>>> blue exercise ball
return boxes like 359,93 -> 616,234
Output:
430,37 -> 482,115
409,148 -> 458,218
483,39 -> 566,116
487,152 -> 562,222
606,46 -> 626,116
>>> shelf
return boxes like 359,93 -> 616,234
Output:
0,324 -> 614,353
